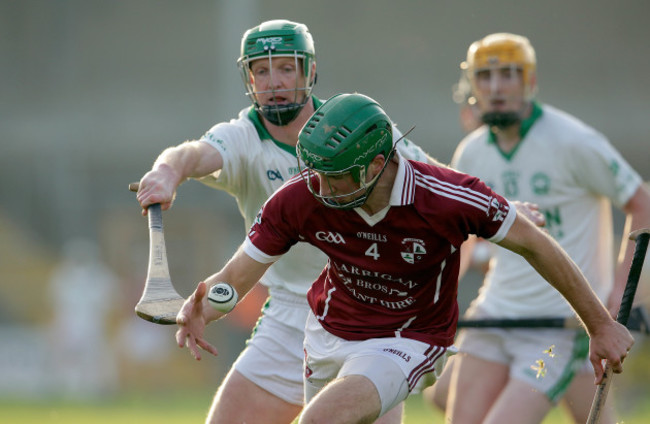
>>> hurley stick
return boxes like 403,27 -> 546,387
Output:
456,305 -> 649,334
587,228 -> 650,423
129,182 -> 185,324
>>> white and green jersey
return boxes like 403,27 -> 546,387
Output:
452,102 -> 641,317
198,98 -> 430,295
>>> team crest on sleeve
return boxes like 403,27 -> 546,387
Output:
487,197 -> 509,222
400,238 -> 427,264
254,207 -> 263,225
249,208 -> 263,237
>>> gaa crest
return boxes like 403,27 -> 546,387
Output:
400,238 -> 427,264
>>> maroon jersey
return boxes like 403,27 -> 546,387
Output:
244,156 -> 515,346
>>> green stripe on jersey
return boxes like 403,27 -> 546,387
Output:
488,101 -> 544,161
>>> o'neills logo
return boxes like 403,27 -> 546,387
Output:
400,238 -> 427,264
383,348 -> 411,362
356,231 -> 387,242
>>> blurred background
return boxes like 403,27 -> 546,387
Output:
1,0 -> 649,417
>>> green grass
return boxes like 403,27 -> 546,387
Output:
2,392 -> 649,424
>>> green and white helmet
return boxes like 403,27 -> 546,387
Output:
297,93 -> 395,209
238,19 -> 316,126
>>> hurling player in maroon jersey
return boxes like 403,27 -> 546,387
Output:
174,93 -> 633,424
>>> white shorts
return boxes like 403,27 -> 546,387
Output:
303,312 -> 449,417
232,287 -> 311,405
456,307 -> 589,403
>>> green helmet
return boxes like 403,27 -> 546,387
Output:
238,20 -> 316,126
297,93 -> 394,209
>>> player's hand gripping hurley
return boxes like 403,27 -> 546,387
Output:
587,228 -> 650,423
129,182 -> 184,324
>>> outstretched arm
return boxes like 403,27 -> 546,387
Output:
497,212 -> 634,384
136,141 -> 224,213
175,244 -> 271,360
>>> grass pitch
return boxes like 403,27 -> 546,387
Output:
2,392 -> 649,423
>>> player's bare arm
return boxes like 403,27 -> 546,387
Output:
512,200 -> 545,226
175,246 -> 271,361
609,184 -> 650,315
496,211 -> 634,383
137,141 -> 224,213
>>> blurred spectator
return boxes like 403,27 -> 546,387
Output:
48,237 -> 118,399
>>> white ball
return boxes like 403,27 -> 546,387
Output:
207,282 -> 238,313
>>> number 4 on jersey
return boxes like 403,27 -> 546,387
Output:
365,243 -> 380,260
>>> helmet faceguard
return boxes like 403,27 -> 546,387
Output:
463,33 -> 537,128
296,93 -> 395,209
238,20 -> 316,126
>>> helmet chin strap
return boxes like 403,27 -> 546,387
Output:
259,100 -> 306,126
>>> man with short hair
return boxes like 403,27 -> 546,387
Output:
174,92 -> 634,424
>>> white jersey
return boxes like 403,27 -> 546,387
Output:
452,103 -> 641,317
198,100 -> 430,295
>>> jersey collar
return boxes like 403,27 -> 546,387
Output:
487,101 -> 543,160
247,96 -> 324,157
389,152 -> 416,206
